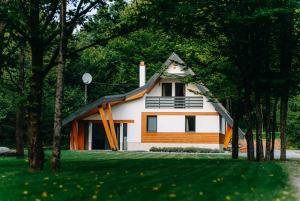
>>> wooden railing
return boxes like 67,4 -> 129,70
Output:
145,96 -> 203,108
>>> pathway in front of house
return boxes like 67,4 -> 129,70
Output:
240,150 -> 300,160
286,159 -> 300,201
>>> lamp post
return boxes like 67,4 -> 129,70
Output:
82,73 -> 92,104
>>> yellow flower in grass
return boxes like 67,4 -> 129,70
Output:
225,195 -> 231,201
140,172 -> 144,176
23,190 -> 29,195
41,192 -> 48,198
92,195 -> 97,200
199,192 -> 204,196
43,177 -> 49,180
152,186 -> 159,191
169,193 -> 176,198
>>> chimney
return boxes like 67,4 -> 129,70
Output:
139,61 -> 146,87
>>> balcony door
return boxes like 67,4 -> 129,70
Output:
162,83 -> 172,97
175,83 -> 185,96
175,83 -> 185,108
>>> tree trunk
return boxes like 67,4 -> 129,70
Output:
27,46 -> 44,171
232,113 -> 239,159
245,128 -> 255,160
255,95 -> 264,161
52,0 -> 66,171
232,93 -> 241,159
15,43 -> 26,158
244,85 -> 255,161
280,95 -> 288,161
270,97 -> 278,160
278,13 -> 293,161
264,91 -> 271,160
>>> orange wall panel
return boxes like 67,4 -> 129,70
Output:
77,122 -> 85,150
141,112 -> 223,144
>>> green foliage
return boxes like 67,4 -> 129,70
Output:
67,29 -> 176,101
0,92 -> 12,120
287,95 -> 300,148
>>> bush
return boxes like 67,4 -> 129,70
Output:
149,147 -> 224,153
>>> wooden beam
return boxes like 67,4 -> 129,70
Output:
125,90 -> 147,101
107,104 -> 119,150
78,121 -> 85,150
113,120 -> 134,124
70,121 -> 75,150
224,124 -> 232,149
71,121 -> 78,150
141,112 -> 219,116
98,107 -> 116,150
81,120 -> 134,124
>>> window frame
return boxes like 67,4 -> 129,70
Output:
147,116 -> 157,133
185,116 -> 196,132
175,83 -> 185,97
161,83 -> 172,97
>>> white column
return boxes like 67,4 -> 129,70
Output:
139,61 -> 146,87
120,123 -> 124,151
88,122 -> 92,150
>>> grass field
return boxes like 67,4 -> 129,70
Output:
0,151 -> 297,201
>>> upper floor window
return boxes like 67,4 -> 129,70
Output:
162,83 -> 172,97
185,116 -> 196,132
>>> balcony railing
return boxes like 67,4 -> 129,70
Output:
145,96 -> 203,109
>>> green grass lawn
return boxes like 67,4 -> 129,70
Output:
0,151 -> 296,201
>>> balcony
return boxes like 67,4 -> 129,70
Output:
145,96 -> 203,109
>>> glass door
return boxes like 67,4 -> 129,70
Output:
175,83 -> 185,108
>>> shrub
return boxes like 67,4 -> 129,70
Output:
149,147 -> 224,153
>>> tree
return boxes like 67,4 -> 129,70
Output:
125,0 -> 300,161
1,0 -> 108,170
15,41 -> 26,158
52,0 -> 67,171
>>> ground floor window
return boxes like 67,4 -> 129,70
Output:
147,116 -> 157,132
185,116 -> 196,132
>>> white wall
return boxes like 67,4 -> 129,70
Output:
196,116 -> 219,133
157,116 -> 185,132
165,63 -> 185,74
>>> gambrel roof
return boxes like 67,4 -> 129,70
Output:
63,53 -> 244,138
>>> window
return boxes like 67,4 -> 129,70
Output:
175,83 -> 185,97
219,116 -> 225,134
147,116 -> 157,132
162,83 -> 172,96
185,116 -> 196,132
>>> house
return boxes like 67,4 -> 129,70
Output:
62,53 -> 243,151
